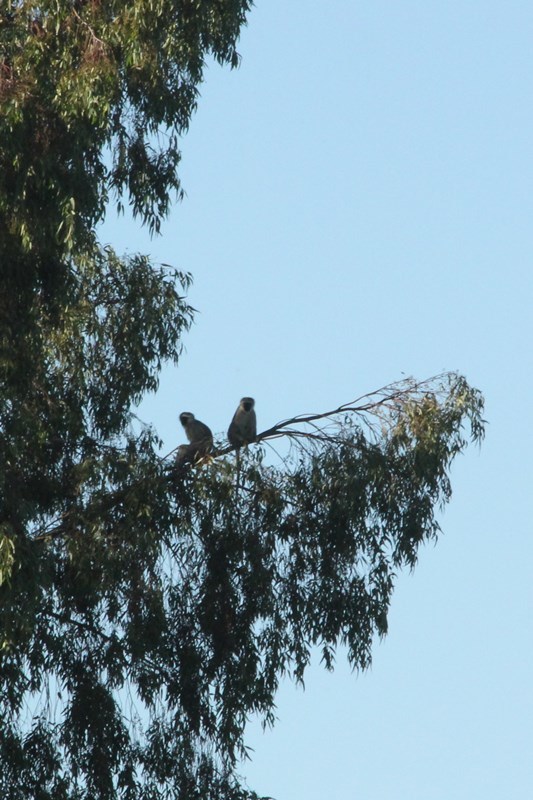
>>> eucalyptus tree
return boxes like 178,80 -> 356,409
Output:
0,3 -> 484,799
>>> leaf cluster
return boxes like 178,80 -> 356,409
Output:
0,0 -> 253,294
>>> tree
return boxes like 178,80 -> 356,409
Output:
0,3 -> 485,799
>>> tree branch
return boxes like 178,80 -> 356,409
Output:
31,374 -> 453,543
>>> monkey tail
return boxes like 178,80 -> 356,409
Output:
235,447 -> 241,490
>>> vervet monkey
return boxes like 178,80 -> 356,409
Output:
179,412 -> 213,460
227,397 -> 257,448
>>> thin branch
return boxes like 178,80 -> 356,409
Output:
250,378 -> 426,443
71,8 -> 107,48
46,609 -> 114,644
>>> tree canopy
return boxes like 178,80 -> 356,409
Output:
0,3 -> 485,799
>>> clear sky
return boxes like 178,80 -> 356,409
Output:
100,2 -> 533,797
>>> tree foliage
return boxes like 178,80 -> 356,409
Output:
1,0 -> 251,290
0,2 -> 485,799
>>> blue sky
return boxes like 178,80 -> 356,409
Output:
100,2 -> 533,797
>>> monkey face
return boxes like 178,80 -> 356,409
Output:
179,412 -> 213,449
228,398 -> 257,447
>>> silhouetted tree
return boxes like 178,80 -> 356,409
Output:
0,3 -> 484,798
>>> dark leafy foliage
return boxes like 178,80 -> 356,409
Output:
0,2 -> 485,798
0,0 -> 252,296
0,355 -> 484,799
